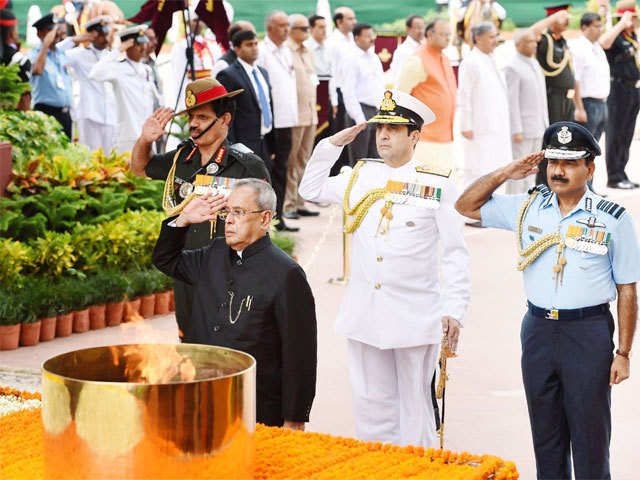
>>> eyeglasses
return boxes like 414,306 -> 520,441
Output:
292,26 -> 310,31
218,208 -> 267,220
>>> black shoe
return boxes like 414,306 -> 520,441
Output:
607,180 -> 636,189
283,211 -> 300,220
275,221 -> 300,232
297,208 -> 319,217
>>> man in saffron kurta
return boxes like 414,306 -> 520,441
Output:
397,17 -> 457,170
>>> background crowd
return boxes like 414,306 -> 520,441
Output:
2,0 -> 640,229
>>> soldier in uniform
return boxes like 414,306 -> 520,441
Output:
131,78 -> 271,342
603,1 -> 640,189
455,122 -> 639,479
299,90 -> 470,447
532,5 -> 588,184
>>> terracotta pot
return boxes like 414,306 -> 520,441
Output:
125,298 -> 141,322
155,291 -> 171,316
106,301 -> 124,326
20,321 -> 41,347
0,324 -> 21,350
73,309 -> 90,333
56,313 -> 73,337
169,290 -> 175,312
140,294 -> 156,319
40,316 -> 57,342
89,304 -> 107,330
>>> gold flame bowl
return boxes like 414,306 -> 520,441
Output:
41,344 -> 256,479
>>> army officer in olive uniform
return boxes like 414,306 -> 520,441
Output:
132,78 -> 270,342
456,122 -> 639,479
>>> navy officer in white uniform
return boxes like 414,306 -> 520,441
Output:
299,90 -> 470,448
455,121 -> 640,480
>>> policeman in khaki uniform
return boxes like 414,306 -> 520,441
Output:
299,90 -> 470,447
456,122 -> 640,479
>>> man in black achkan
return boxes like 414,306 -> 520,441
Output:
152,179 -> 317,429
131,78 -> 271,342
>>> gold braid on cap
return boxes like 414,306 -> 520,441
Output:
162,146 -> 199,217
515,190 -> 565,271
540,32 -> 573,77
342,161 -> 386,234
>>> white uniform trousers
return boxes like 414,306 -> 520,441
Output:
77,119 -> 115,154
505,136 -> 541,194
348,339 -> 439,448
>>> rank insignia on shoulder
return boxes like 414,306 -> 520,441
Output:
528,184 -> 551,197
415,165 -> 452,178
229,143 -> 254,154
596,199 -> 626,219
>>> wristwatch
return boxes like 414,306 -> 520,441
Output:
615,349 -> 632,359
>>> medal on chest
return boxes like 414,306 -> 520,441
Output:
384,180 -> 442,209
193,174 -> 236,197
565,225 -> 610,255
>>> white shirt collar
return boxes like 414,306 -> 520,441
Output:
404,35 -> 421,48
238,57 -> 257,75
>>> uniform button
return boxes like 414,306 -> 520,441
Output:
406,221 -> 415,227
213,325 -> 220,332
376,256 -> 383,262
236,259 -> 242,266
374,283 -> 381,290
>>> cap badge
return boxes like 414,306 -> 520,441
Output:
185,89 -> 197,108
558,126 -> 572,144
380,90 -> 396,112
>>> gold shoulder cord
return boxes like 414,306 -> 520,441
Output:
540,32 -> 572,77
342,161 -> 387,234
515,190 -> 567,288
162,146 -> 199,217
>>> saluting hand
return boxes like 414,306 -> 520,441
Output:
141,107 -> 174,144
329,123 -> 367,147
42,28 -> 57,48
503,151 -> 544,180
175,193 -> 227,227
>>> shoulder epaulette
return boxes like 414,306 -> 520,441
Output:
228,142 -> 254,155
596,199 -> 626,219
361,157 -> 384,163
415,165 -> 452,178
528,184 -> 551,197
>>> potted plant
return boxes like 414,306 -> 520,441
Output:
19,307 -> 40,347
125,271 -> 144,322
86,276 -> 107,330
136,270 -> 158,319
154,270 -> 173,316
35,284 -> 58,342
67,280 -> 92,333
53,281 -> 74,338
0,295 -> 21,350
102,270 -> 128,326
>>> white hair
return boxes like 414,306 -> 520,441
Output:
513,28 -> 532,44
265,10 -> 286,30
289,13 -> 307,27
471,21 -> 495,44
233,178 -> 276,213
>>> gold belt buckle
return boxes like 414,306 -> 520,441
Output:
546,309 -> 559,320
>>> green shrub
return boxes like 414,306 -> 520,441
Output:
0,293 -> 21,326
0,110 -> 68,172
0,238 -> 32,288
100,270 -> 130,304
273,232 -> 295,256
127,269 -> 157,298
0,64 -> 30,111
29,231 -> 77,277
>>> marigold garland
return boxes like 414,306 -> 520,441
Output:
0,389 -> 518,480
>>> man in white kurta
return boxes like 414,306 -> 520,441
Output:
389,14 -> 424,87
65,16 -> 117,152
299,90 -> 470,447
458,22 -> 511,189
89,25 -> 159,154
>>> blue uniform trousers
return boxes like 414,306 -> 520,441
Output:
520,309 -> 614,480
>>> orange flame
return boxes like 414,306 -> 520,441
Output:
112,305 -> 195,384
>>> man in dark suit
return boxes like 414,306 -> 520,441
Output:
217,30 -> 298,231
